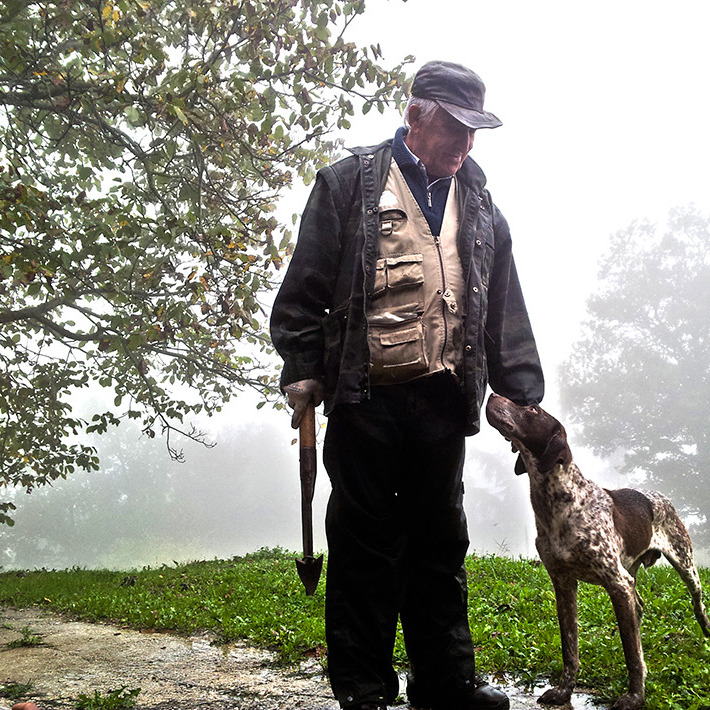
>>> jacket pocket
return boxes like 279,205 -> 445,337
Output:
368,309 -> 428,384
372,253 -> 424,298
322,304 -> 348,393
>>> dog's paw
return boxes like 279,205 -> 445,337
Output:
611,692 -> 644,710
538,686 -> 572,705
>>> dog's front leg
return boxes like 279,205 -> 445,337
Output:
607,579 -> 646,710
539,575 -> 579,706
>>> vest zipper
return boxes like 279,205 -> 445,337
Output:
433,234 -> 450,370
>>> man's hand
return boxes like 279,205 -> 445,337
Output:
283,379 -> 324,429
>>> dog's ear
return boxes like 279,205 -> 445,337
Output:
514,453 -> 528,476
537,424 -> 572,472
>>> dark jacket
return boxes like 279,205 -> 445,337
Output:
270,138 -> 544,434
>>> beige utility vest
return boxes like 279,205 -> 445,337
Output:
367,160 -> 466,385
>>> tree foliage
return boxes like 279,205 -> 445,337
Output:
559,206 -> 710,543
0,0 -> 411,524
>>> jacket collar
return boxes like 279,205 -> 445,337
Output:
348,132 -> 488,195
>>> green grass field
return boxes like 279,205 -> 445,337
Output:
1,549 -> 709,709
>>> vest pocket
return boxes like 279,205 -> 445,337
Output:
368,309 -> 429,384
378,208 -> 407,237
372,253 -> 424,298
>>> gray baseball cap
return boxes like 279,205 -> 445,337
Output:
411,60 -> 502,130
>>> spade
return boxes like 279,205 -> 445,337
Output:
295,402 -> 323,595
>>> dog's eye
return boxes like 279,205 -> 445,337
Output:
529,406 -> 539,414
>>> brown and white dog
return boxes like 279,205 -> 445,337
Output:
485,393 -> 710,710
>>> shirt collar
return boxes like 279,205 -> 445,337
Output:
392,126 -> 453,187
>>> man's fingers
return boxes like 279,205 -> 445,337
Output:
290,400 -> 305,429
286,388 -> 307,428
284,379 -> 322,428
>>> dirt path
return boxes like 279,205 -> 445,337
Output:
1,606 -> 596,709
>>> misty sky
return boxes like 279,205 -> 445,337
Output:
4,0 -> 710,569
346,0 -> 710,389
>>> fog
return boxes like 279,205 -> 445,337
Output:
1,390 -> 544,569
3,0 -> 710,569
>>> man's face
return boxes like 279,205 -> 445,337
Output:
405,105 -> 476,180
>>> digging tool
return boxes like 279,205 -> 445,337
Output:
295,401 -> 323,595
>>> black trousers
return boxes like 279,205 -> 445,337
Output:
323,374 -> 479,708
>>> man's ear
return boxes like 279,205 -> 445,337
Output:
407,103 -> 424,130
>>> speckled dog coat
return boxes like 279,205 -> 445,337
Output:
485,393 -> 710,710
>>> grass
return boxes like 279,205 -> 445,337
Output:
1,549 -> 709,709
76,686 -> 142,709
0,681 -> 36,702
6,624 -> 44,648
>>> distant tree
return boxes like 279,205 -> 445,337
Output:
463,446 -> 535,558
0,0 -> 411,524
0,415 -> 303,569
559,206 -> 710,544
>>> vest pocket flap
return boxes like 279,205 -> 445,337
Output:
384,253 -> 424,290
373,260 -> 387,296
379,325 -> 420,347
379,208 -> 407,221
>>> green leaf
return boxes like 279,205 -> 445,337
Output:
124,106 -> 142,126
173,106 -> 188,124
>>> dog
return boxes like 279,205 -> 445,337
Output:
485,393 -> 710,710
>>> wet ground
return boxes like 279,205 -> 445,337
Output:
0,607 -> 601,709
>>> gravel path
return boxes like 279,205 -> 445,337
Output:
0,607 -> 598,709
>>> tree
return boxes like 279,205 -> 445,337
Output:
0,0 -> 411,524
0,413 -> 306,569
559,206 -> 710,545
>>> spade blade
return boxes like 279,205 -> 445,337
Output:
296,554 -> 323,596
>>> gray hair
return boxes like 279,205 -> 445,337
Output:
403,96 -> 439,129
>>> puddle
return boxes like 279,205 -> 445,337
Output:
500,678 -> 601,709
395,672 -> 600,709
0,606 -> 602,710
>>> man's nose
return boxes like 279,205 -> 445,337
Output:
452,126 -> 475,150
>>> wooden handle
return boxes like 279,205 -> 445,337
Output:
299,401 -> 316,447
298,401 -> 317,560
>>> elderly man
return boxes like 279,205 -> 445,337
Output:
270,61 -> 544,710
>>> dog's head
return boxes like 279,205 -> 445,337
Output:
485,393 -> 572,474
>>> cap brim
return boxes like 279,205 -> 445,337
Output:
437,99 -> 502,130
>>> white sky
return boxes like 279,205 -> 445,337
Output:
345,0 -> 710,402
